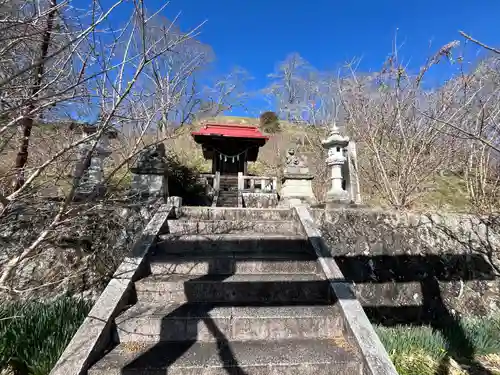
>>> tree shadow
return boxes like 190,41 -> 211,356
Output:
335,253 -> 496,375
119,236 -> 336,375
113,222 -> 498,375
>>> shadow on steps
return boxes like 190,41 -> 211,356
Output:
119,255 -> 347,375
93,235 -> 496,375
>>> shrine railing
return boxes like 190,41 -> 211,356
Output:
237,173 -> 278,193
199,172 -> 277,194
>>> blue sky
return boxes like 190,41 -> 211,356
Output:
166,0 -> 499,115
167,1 -> 498,66
87,0 -> 500,117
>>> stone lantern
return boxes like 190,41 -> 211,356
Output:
72,123 -> 117,199
322,124 -> 350,204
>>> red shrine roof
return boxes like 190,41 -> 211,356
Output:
191,124 -> 269,140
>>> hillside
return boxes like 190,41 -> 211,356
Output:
165,115 -> 470,211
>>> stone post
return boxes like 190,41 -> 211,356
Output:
347,141 -> 362,204
237,172 -> 244,191
322,124 -> 350,205
130,144 -> 168,200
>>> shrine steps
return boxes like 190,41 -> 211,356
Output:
216,191 -> 239,207
216,176 -> 239,207
87,207 -> 364,375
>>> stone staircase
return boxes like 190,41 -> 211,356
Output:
88,207 -> 364,375
216,176 -> 239,207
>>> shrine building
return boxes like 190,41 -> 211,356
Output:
191,123 -> 269,176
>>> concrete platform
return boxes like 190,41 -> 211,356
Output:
166,220 -> 300,235
178,206 -> 295,221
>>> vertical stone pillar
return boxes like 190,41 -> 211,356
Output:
347,141 -> 362,205
73,125 -> 116,199
322,124 -> 350,205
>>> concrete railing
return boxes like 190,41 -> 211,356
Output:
237,173 -> 278,193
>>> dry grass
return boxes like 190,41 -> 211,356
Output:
0,116 -> 476,211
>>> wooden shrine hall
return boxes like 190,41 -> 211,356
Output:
192,123 -> 269,175
191,123 -> 276,207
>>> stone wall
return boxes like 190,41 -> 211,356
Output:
313,208 -> 500,319
242,192 -> 279,208
0,198 -> 162,301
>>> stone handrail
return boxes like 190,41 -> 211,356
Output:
50,197 -> 182,375
292,200 -> 399,375
238,173 -> 278,193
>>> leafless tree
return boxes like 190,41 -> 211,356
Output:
0,0 -> 210,294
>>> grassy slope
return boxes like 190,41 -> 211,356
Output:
0,115 -> 471,210
176,115 -> 471,211
0,298 -> 498,375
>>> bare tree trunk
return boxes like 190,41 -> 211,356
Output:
12,0 -> 57,190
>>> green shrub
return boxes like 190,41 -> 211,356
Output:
259,111 -> 281,133
0,296 -> 92,375
375,314 -> 500,375
376,325 -> 448,360
451,315 -> 500,356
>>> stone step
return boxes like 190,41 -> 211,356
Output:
217,200 -> 237,204
217,198 -> 238,203
217,202 -> 237,208
216,200 -> 238,204
134,274 -> 332,304
154,233 -> 313,255
178,206 -> 295,221
166,220 -> 299,235
89,339 -> 361,375
116,304 -> 343,342
148,253 -> 320,275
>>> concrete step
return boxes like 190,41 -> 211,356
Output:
148,253 -> 320,275
166,220 -> 299,235
134,274 -> 332,304
154,233 -> 313,255
116,304 -> 343,342
89,339 -> 361,375
178,206 -> 295,221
